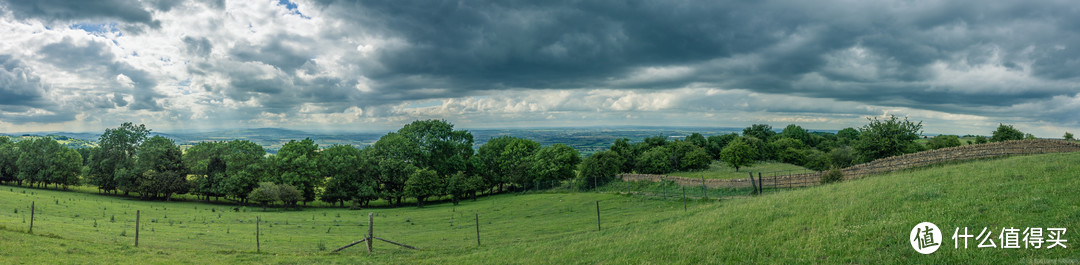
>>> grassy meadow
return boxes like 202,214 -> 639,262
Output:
2,152 -> 1079,264
667,161 -> 811,180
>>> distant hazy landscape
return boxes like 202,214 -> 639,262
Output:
2,127 -> 761,155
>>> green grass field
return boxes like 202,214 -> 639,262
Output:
667,161 -> 811,179
2,152 -> 1079,264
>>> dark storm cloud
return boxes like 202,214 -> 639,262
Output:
0,55 -> 47,107
312,0 -> 1080,122
1,0 -> 161,27
0,55 -> 76,124
38,37 -> 163,111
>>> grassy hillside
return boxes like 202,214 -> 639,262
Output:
2,152 -> 1079,264
668,161 -> 811,179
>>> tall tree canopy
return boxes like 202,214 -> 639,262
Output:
319,144 -> 377,207
854,115 -> 923,162
89,122 -> 149,194
269,138 -> 321,204
397,119 -> 474,178
135,136 -> 189,200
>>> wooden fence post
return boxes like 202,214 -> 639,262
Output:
135,210 -> 140,247
749,172 -> 757,195
367,213 -> 374,253
700,176 -> 707,199
256,216 -> 260,253
475,213 -> 481,247
758,172 -> 763,194
682,187 -> 687,211
595,201 -> 601,231
29,201 -> 34,234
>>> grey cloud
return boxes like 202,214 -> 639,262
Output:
310,0 -> 1080,125
1,0 -> 160,27
0,55 -> 47,108
0,55 -> 75,124
182,36 -> 213,58
38,37 -> 163,111
228,37 -> 312,73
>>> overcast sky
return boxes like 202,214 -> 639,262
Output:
0,0 -> 1078,136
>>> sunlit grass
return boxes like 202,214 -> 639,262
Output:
2,152 -> 1079,264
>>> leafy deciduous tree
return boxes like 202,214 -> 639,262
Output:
991,124 -> 1025,142
720,137 -> 755,172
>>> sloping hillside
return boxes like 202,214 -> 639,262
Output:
2,152 -> 1078,264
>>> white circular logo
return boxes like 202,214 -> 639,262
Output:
910,222 -> 942,254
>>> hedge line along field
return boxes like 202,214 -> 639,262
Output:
3,152 -> 1080,264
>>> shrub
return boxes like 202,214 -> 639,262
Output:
821,167 -> 843,184
927,135 -> 962,150
991,124 -> 1025,142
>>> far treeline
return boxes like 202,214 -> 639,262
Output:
0,117 -> 1070,208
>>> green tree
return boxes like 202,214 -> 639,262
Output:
781,124 -> 811,146
575,150 -> 623,190
529,144 -> 582,183
371,133 -> 420,205
248,182 -> 280,211
974,136 -> 988,144
1066,132 -> 1075,141
89,122 -> 149,195
706,133 -> 739,159
669,140 -> 710,171
767,138 -> 806,162
836,127 -> 860,145
277,184 -> 302,209
636,146 -> 673,174
926,135 -> 962,150
219,140 -> 267,203
268,138 -> 320,205
135,136 -> 189,200
685,133 -> 707,148
405,168 -> 442,207
990,124 -> 1025,142
609,138 -> 635,173
445,171 -> 470,205
741,136 -> 767,161
828,146 -> 856,168
1025,133 -> 1037,140
55,147 -> 82,189
743,124 -> 776,142
720,137 -> 755,172
15,138 -> 56,187
802,149 -> 831,171
0,137 -> 16,184
319,145 -> 378,207
472,136 -> 539,191
182,141 -> 227,201
642,135 -> 668,149
853,115 -> 923,162
397,120 -> 474,179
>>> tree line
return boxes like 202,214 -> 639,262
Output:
0,117 -> 1063,207
574,115 -> 1057,188
0,120 -> 583,207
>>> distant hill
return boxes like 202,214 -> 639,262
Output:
3,126 -> 776,154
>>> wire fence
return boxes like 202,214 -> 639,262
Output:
616,139 -> 1080,194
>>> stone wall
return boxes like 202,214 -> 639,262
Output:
619,139 -> 1080,189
